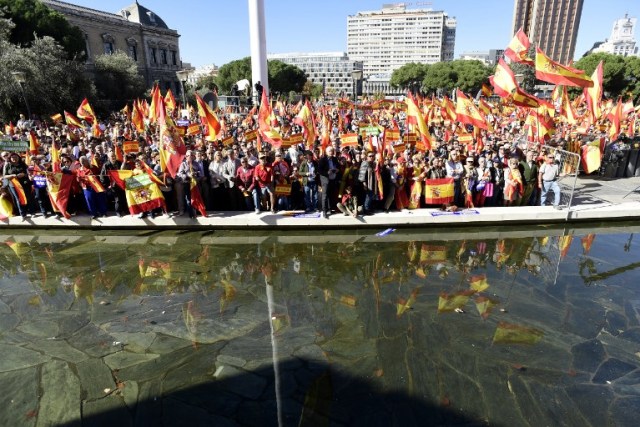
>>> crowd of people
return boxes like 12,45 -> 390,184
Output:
0,100 -> 592,221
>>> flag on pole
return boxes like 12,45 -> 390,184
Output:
257,90 -> 283,147
585,61 -> 603,123
195,93 -> 221,141
124,173 -> 166,214
535,48 -> 593,87
76,98 -> 96,123
405,92 -> 431,150
64,111 -> 83,128
424,178 -> 454,204
46,173 -> 74,219
455,90 -> 488,129
504,28 -> 534,65
489,58 -> 518,98
292,100 -> 317,148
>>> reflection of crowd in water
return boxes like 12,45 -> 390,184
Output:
1,233 -> 567,306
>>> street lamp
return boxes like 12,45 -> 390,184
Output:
12,71 -> 31,120
351,69 -> 363,102
175,69 -> 190,109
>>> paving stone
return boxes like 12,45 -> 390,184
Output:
592,358 -> 637,384
216,353 -> 246,368
564,384 -> 613,427
213,365 -> 267,399
103,352 -> 160,371
571,339 -> 607,373
619,327 -> 640,345
133,379 -> 162,426
609,396 -> 640,427
67,324 -> 117,358
605,310 -> 628,336
0,300 -> 10,314
147,333 -> 192,355
75,359 -> 115,401
0,344 -> 50,373
0,313 -> 20,334
37,360 -> 81,427
120,380 -> 139,411
16,320 -> 60,338
82,396 -> 133,426
26,339 -> 89,364
107,332 -> 156,353
0,367 -> 39,427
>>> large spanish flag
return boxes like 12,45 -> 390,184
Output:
28,130 -> 40,155
257,90 -> 283,148
164,88 -> 177,112
107,170 -> 134,191
535,48 -> 593,88
504,28 -> 534,65
46,173 -> 74,219
405,92 -> 431,150
424,177 -> 454,204
511,87 -> 540,109
581,138 -> 602,174
455,90 -> 487,129
159,117 -> 187,178
190,178 -> 207,217
195,93 -> 221,141
9,178 -> 27,205
489,58 -> 517,98
584,61 -> 603,123
64,111 -> 83,128
293,100 -> 317,148
124,173 -> 166,214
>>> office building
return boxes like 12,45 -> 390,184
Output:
347,3 -> 456,77
591,14 -> 638,57
267,52 -> 363,97
458,49 -> 505,66
42,0 -> 184,93
512,0 -> 583,64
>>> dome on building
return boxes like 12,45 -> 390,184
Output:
120,1 -> 169,29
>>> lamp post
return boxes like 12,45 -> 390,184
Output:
175,69 -> 189,109
12,71 -> 31,120
351,69 -> 363,103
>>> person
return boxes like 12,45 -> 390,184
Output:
462,157 -> 478,208
100,149 -> 127,217
2,152 -> 33,219
337,185 -> 359,217
519,149 -> 539,206
76,156 -> 107,219
235,155 -> 257,211
445,150 -> 464,207
222,147 -> 243,210
474,156 -> 493,208
298,150 -> 318,212
503,157 -> 524,207
318,146 -> 339,218
253,152 -> 275,213
272,152 -> 291,211
177,150 -> 204,218
358,152 -> 377,214
539,152 -> 561,208
208,150 -> 227,211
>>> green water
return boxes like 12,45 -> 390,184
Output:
1,225 -> 639,426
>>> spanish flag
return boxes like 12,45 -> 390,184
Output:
195,93 -> 221,141
455,90 -> 488,129
559,235 -> 573,260
469,274 -> 490,292
148,84 -> 162,123
257,90 -> 283,148
339,133 -> 359,148
159,118 -> 187,178
0,193 -> 13,220
292,100 -> 317,148
504,28 -> 534,65
511,87 -> 540,109
424,177 -> 454,204
581,138 -> 602,174
46,173 -> 73,219
419,244 -> 447,264
107,170 -> 134,191
535,48 -> 593,88
50,113 -> 63,123
405,92 -> 431,150
28,130 -> 40,155
64,111 -> 83,128
164,88 -> 177,112
124,173 -> 166,214
83,175 -> 105,193
131,101 -> 145,132
9,178 -> 27,205
489,58 -> 517,99
76,98 -> 96,123
481,82 -> 492,98
186,123 -> 201,136
584,61 -> 603,123
190,178 -> 207,217
114,143 -> 124,163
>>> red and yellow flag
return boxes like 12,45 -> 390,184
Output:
64,111 -> 83,128
190,178 -> 207,217
405,92 -> 431,150
50,113 -> 63,123
195,93 -> 221,141
490,58 -> 517,99
293,100 -> 317,148
159,118 -> 187,178
455,90 -> 487,129
581,138 -> 602,174
46,173 -> 74,219
584,61 -> 603,123
107,170 -> 133,191
76,98 -> 96,123
9,178 -> 27,205
164,88 -> 177,112
84,175 -> 105,193
131,100 -> 145,132
28,130 -> 39,155
339,133 -> 359,147
424,177 -> 454,204
124,173 -> 166,214
511,87 -> 540,109
535,48 -> 593,88
504,28 -> 534,65
481,82 -> 492,98
258,90 -> 283,148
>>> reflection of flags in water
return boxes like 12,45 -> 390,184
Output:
493,321 -> 544,345
581,234 -> 595,255
0,194 -> 13,220
424,178 -> 454,204
420,244 -> 447,264
438,290 -> 475,313
559,235 -> 573,259
469,274 -> 489,292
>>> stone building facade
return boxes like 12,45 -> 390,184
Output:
41,0 -> 183,94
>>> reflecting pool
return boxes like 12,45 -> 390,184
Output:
1,224 -> 639,426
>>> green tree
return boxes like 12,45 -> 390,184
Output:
390,63 -> 429,91
422,62 -> 458,95
0,0 -> 85,59
215,57 -> 307,95
93,50 -> 145,113
573,52 -> 627,97
624,56 -> 640,102
452,60 -> 491,94
196,74 -> 218,92
302,81 -> 323,99
1,22 -> 93,121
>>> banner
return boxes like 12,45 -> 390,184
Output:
244,130 -> 257,141
403,132 -> 417,144
424,178 -> 454,204
221,136 -> 235,147
186,123 -> 201,136
274,184 -> 292,196
340,133 -> 359,147
385,129 -> 401,141
288,133 -> 304,145
0,139 -> 28,152
124,173 -> 166,214
123,140 -> 139,154
393,143 -> 406,153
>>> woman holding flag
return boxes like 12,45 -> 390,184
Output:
2,152 -> 33,219
76,156 -> 107,219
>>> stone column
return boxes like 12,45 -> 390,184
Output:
248,0 -> 269,105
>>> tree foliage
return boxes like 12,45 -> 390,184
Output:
573,52 -> 627,97
215,57 -> 306,95
0,14 -> 93,122
623,56 -> 640,102
390,63 -> 428,90
0,0 -> 85,59
93,50 -> 145,113
421,60 -> 491,96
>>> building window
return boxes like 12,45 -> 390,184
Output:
171,51 -> 177,66
161,49 -> 168,65
129,45 -> 137,61
150,47 -> 157,64
104,42 -> 113,54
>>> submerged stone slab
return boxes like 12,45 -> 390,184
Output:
75,359 -> 115,401
26,339 -> 88,364
571,339 -> 607,373
37,360 -> 81,426
213,365 -> 267,400
82,396 -> 133,426
610,396 -> 640,427
103,352 -> 160,371
0,344 -> 49,372
162,397 -> 236,427
0,313 -> 20,334
0,368 -> 39,427
565,384 -> 613,427
592,358 -> 637,384
16,319 -> 59,338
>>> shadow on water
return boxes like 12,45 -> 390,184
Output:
59,356 -> 487,427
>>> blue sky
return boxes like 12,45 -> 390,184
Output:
70,0 -> 638,67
